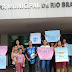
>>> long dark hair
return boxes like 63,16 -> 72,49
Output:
14,39 -> 20,46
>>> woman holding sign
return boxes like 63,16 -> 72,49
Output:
56,41 -> 66,72
40,40 -> 50,72
25,41 -> 37,72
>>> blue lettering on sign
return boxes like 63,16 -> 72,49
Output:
33,38 -> 38,42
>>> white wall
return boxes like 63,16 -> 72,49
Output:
0,0 -> 72,19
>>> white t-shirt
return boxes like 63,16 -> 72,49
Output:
40,45 -> 50,47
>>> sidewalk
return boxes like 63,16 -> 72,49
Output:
3,66 -> 72,72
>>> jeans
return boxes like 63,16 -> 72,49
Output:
41,60 -> 50,72
35,56 -> 40,72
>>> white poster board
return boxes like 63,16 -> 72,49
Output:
55,47 -> 69,62
30,33 -> 41,44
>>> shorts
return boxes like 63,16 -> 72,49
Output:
56,62 -> 66,66
13,65 -> 16,69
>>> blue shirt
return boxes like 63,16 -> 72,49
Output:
26,47 -> 36,64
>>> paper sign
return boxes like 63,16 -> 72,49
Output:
55,47 -> 69,62
71,56 -> 72,65
30,33 -> 41,44
64,44 -> 68,48
45,30 -> 60,42
37,47 -> 53,60
67,44 -> 72,56
0,46 -> 7,56
0,56 -> 6,69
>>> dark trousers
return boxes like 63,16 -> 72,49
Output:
35,56 -> 40,72
29,63 -> 35,72
49,55 -> 56,72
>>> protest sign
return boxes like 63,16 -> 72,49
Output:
67,44 -> 72,56
0,46 -> 7,56
45,30 -> 60,42
55,47 -> 69,62
30,33 -> 41,44
0,56 -> 6,69
37,47 -> 53,60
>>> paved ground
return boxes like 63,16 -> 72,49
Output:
0,65 -> 71,72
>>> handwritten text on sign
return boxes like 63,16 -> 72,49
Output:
37,47 -> 53,60
55,47 -> 69,62
45,30 -> 60,42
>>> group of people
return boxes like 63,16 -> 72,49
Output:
11,39 -> 72,72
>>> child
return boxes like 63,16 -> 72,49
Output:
56,41 -> 66,72
16,48 -> 25,72
11,46 -> 18,72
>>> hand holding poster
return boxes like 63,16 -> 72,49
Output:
45,30 -> 60,42
37,47 -> 53,60
55,47 -> 69,62
30,33 -> 41,44
0,46 -> 7,56
0,56 -> 6,69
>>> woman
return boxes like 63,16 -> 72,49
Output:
16,39 -> 24,49
12,39 -> 24,52
62,39 -> 70,72
40,40 -> 50,72
50,42 -> 57,72
56,41 -> 66,72
25,41 -> 37,72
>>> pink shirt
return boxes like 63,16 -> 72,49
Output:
16,54 -> 24,63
